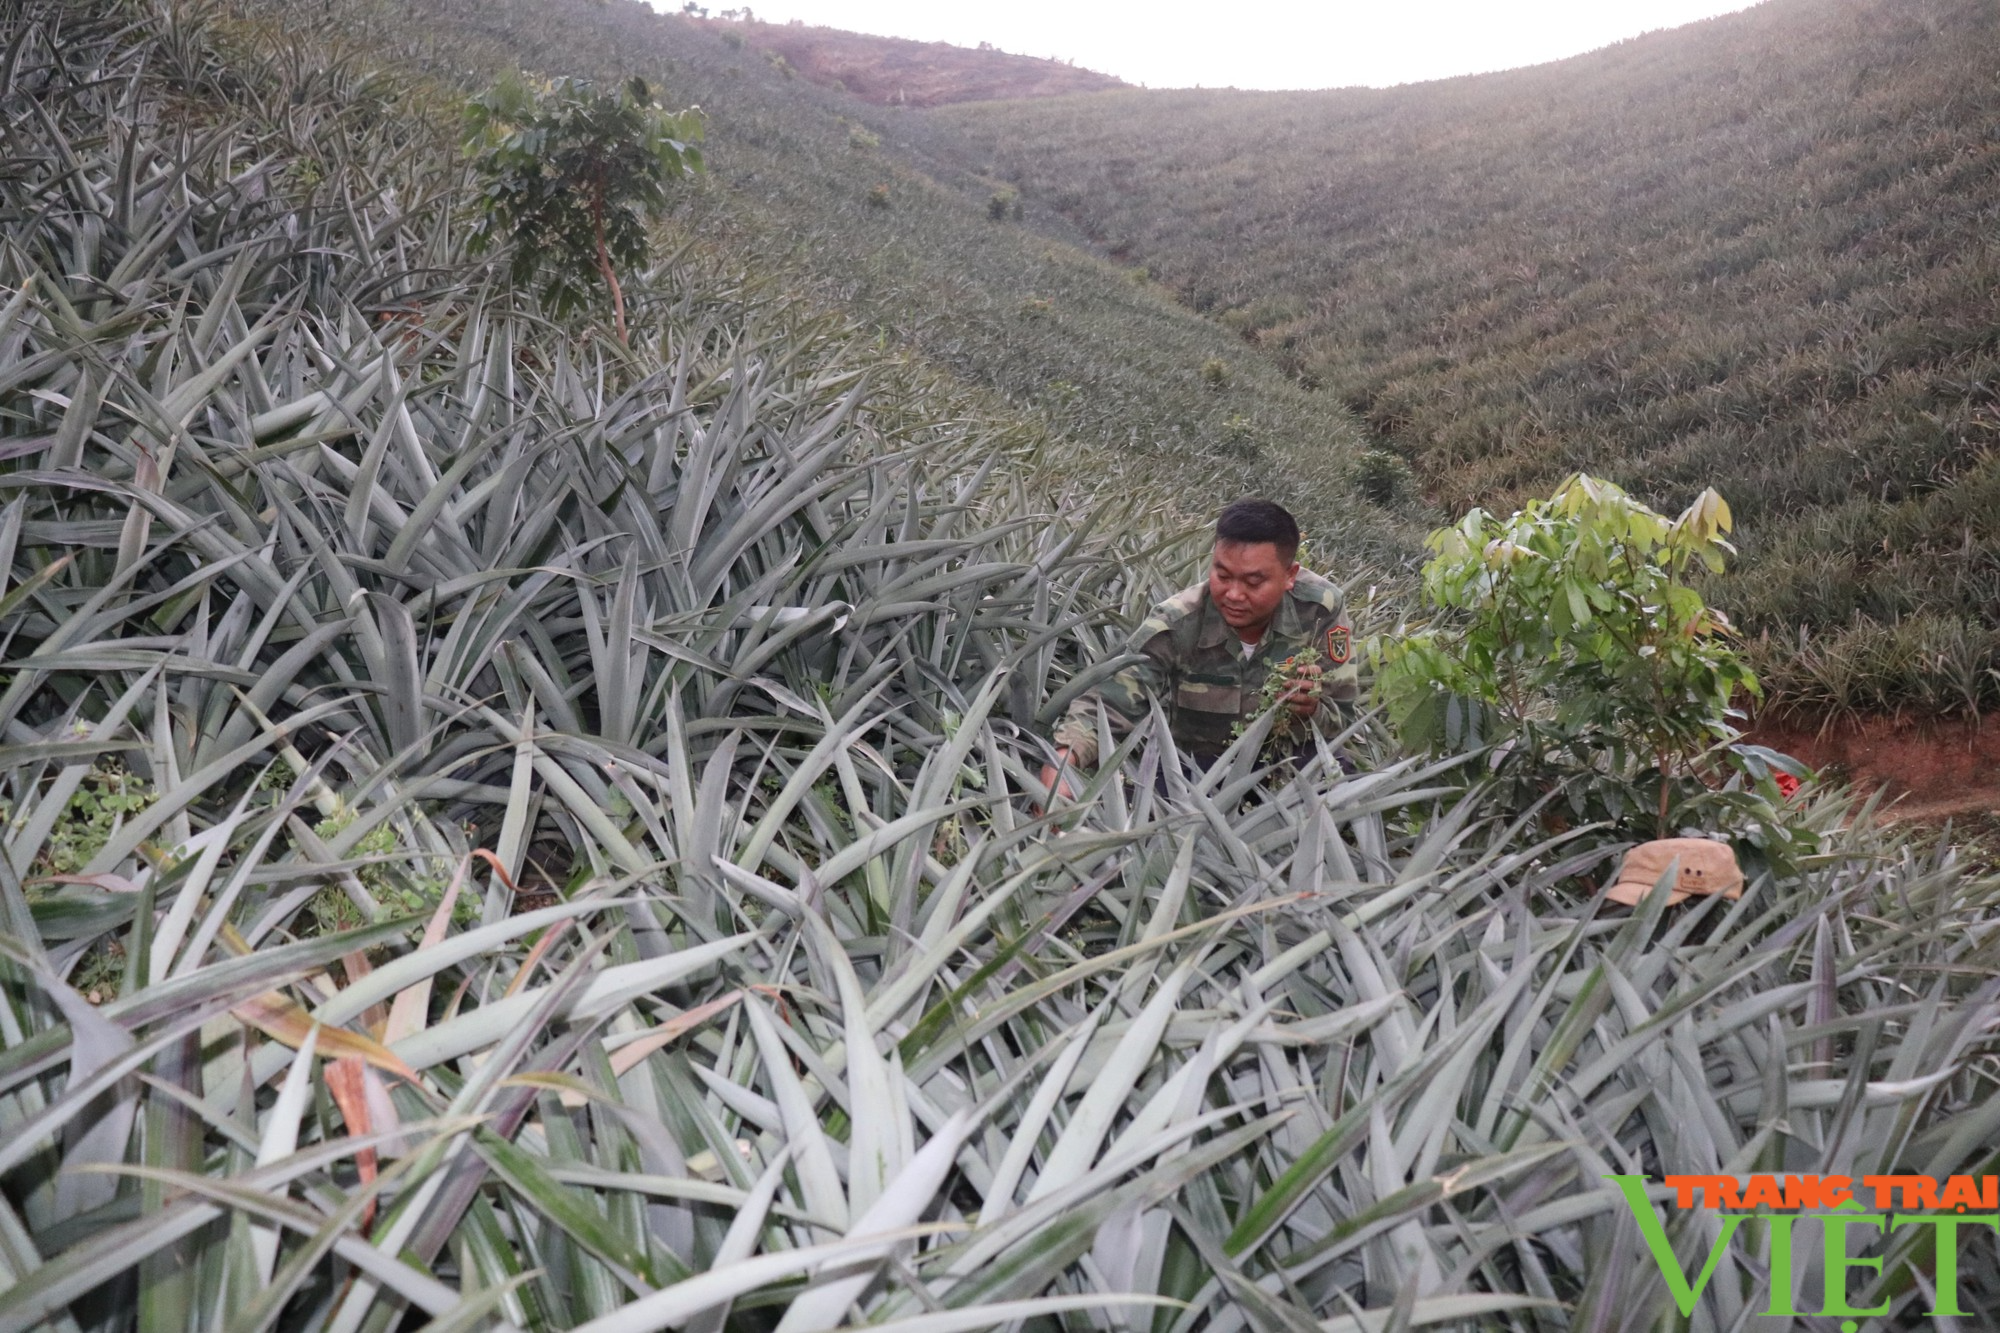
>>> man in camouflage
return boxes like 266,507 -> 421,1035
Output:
1041,499 -> 1359,796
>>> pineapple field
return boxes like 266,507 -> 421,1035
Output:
2,2 -> 1999,1332
918,0 -> 2000,726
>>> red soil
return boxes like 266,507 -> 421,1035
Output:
697,19 -> 1126,107
1749,714 -> 2000,816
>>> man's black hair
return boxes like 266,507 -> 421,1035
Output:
1214,498 -> 1300,563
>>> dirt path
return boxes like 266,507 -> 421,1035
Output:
1874,792 -> 2000,824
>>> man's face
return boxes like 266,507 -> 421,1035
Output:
1208,540 -> 1298,639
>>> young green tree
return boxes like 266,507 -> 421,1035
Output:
464,73 -> 702,345
1376,475 -> 1803,851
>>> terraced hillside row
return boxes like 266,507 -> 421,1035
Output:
924,0 -> 2000,720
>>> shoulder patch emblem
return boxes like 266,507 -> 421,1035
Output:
1325,624 -> 1351,665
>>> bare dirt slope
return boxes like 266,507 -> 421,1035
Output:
1751,715 -> 2000,819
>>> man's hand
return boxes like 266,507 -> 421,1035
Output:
1277,662 -> 1323,718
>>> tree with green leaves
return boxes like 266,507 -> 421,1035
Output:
1376,475 -> 1805,854
464,72 -> 702,345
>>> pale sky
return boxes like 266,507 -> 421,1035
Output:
679,0 -> 1766,90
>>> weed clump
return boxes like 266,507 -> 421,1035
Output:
7,765 -> 158,877
1353,446 -> 1413,505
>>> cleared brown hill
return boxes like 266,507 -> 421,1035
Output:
696,18 -> 1124,106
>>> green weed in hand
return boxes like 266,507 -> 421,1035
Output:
1235,647 -> 1323,749
464,71 -> 702,345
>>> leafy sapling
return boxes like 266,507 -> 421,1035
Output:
1376,474 -> 1805,860
464,72 -> 703,345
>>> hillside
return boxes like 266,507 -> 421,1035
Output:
261,0 -> 1409,573
694,17 -> 1126,106
922,0 -> 2000,721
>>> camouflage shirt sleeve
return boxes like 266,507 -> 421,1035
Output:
1050,623 -> 1176,770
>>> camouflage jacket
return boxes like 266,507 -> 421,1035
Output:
1052,570 -> 1360,768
